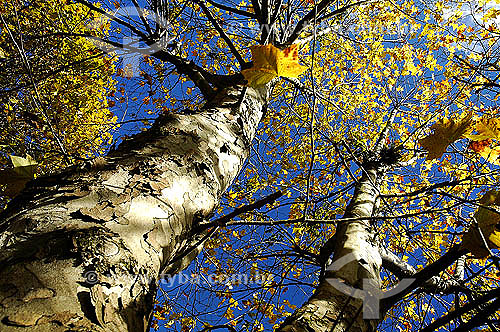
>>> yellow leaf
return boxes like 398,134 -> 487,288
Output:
278,44 -> 307,78
0,154 -> 37,198
484,8 -> 500,21
419,113 -> 473,160
464,118 -> 500,141
242,44 -> 307,87
461,190 -> 500,257
490,231 -> 500,248
473,144 -> 500,164
10,154 -> 37,170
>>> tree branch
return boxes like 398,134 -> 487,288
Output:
380,246 -> 465,294
451,298 -> 500,332
251,0 -> 264,24
420,287 -> 500,332
205,0 -> 257,18
283,0 -> 369,46
283,0 -> 335,46
41,29 -> 231,98
131,0 -> 153,36
151,53 -> 222,98
379,246 -> 416,279
380,177 -> 473,198
200,325 -> 237,332
161,226 -> 218,275
270,0 -> 283,25
194,0 -> 246,68
197,191 -> 283,231
0,51 -> 107,96
259,0 -> 270,43
381,244 -> 469,312
74,0 -> 149,41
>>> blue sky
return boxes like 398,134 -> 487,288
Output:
73,0 -> 500,331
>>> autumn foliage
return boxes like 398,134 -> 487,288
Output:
0,0 -> 117,203
1,0 -> 500,331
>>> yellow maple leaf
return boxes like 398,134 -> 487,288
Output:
242,44 -> 307,87
419,113 -> 474,160
461,190 -> 500,258
464,118 -> 500,141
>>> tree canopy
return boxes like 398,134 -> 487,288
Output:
1,0 -> 500,331
0,0 -> 117,201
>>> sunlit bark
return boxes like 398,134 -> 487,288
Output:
0,85 -> 267,332
279,165 -> 382,332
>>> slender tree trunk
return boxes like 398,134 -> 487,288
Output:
279,164 -> 383,332
0,85 -> 267,332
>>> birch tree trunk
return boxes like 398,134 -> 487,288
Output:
278,164 -> 383,332
0,85 -> 267,332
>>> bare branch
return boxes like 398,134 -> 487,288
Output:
283,0 -> 369,46
74,0 -> 149,41
152,49 -> 217,98
379,246 -> 416,279
251,0 -> 264,24
198,191 -> 283,230
194,0 -> 246,68
259,0 -> 274,43
420,288 -> 500,332
205,0 -> 257,18
131,0 -> 153,36
37,29 -> 223,98
380,246 -> 464,294
0,51 -> 107,96
381,177 -> 472,198
200,324 -> 238,332
381,244 -> 469,312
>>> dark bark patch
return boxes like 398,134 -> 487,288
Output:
0,230 -> 78,272
2,315 -> 31,327
70,210 -> 103,224
194,162 -> 210,176
119,282 -> 156,332
169,158 -> 183,168
0,283 -> 18,307
77,291 -> 100,327
79,202 -> 114,223
220,144 -> 229,154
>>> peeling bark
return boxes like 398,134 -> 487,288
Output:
0,85 -> 267,331
278,165 -> 383,332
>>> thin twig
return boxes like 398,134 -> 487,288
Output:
198,191 -> 283,230
205,0 -> 256,18
194,0 -> 246,67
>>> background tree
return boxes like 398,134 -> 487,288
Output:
0,0 -> 117,204
0,1 -> 499,332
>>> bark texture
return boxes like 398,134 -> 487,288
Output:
0,85 -> 267,331
278,165 -> 382,332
